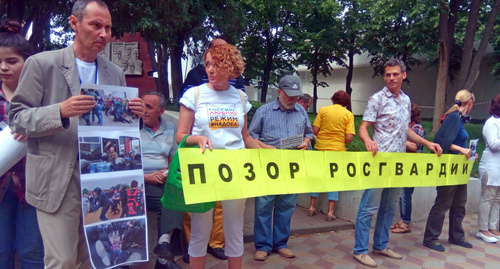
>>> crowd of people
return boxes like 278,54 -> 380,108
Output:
1,0 -> 499,269
83,180 -> 145,222
86,219 -> 147,268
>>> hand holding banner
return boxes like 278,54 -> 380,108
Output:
178,148 -> 474,205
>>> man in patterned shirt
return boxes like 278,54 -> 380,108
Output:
352,59 -> 442,268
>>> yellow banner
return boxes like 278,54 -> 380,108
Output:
178,148 -> 474,204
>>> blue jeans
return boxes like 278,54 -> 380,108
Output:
353,188 -> 401,255
254,194 -> 297,253
310,191 -> 339,201
399,187 -> 414,223
0,182 -> 44,268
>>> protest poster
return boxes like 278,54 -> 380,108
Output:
78,84 -> 147,269
177,148 -> 475,205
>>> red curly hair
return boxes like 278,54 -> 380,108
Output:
203,43 -> 244,79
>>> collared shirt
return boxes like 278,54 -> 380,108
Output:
0,88 -> 8,124
140,117 -> 177,175
362,87 -> 411,153
248,99 -> 314,149
409,122 -> 425,152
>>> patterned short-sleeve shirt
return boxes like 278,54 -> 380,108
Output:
362,87 -> 411,153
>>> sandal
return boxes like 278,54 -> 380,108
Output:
390,220 -> 404,230
308,209 -> 318,217
391,223 -> 411,233
326,215 -> 336,222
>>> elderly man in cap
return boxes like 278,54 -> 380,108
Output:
248,75 -> 314,261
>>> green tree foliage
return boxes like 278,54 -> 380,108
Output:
239,0 -> 298,102
431,0 -> 499,133
363,0 -> 440,76
288,0 -> 342,112
1,0 -> 72,52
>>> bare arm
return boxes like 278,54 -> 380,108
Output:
406,141 -> 417,152
176,105 -> 212,153
313,125 -> 320,136
359,121 -> 377,156
449,144 -> 472,159
242,115 -> 261,149
345,133 -> 354,145
407,128 -> 442,156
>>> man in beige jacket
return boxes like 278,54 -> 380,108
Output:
9,1 -> 144,268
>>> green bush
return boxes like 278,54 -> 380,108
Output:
247,100 -> 264,124
312,115 -> 482,177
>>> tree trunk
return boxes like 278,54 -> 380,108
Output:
157,44 -> 170,100
463,0 -> 500,90
432,1 -> 454,134
260,37 -> 275,103
170,36 -> 184,102
345,48 -> 354,112
146,41 -> 163,94
456,0 -> 481,91
312,69 -> 318,114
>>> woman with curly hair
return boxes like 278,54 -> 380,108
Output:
177,43 -> 260,269
476,93 -> 500,243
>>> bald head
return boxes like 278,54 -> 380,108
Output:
209,38 -> 227,48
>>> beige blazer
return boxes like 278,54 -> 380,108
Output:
8,45 -> 126,213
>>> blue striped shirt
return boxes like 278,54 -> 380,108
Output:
248,99 -> 313,149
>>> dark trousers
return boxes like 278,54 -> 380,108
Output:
423,184 -> 467,244
144,182 -> 187,256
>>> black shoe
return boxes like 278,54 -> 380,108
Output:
183,252 -> 189,264
423,241 -> 445,252
449,241 -> 473,248
155,259 -> 181,269
207,246 -> 227,260
153,242 -> 174,260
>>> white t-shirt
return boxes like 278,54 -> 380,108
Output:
75,58 -> 98,84
180,83 -> 251,150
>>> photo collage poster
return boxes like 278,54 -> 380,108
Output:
78,84 -> 148,269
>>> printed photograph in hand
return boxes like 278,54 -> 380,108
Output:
79,135 -> 142,175
85,218 -> 147,269
78,85 -> 140,128
82,177 -> 145,225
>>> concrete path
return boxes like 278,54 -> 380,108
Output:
135,198 -> 497,268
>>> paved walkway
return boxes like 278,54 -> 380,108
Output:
172,199 -> 499,268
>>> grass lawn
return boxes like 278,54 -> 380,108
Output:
308,114 -> 483,177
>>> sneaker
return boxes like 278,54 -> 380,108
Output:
476,232 -> 498,243
95,240 -> 111,266
207,246 -> 227,260
423,241 -> 445,252
276,248 -> 295,258
254,250 -> 268,261
449,240 -> 473,248
352,253 -> 377,268
155,259 -> 181,269
153,242 -> 174,260
372,248 -> 402,260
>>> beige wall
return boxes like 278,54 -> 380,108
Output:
246,56 -> 499,120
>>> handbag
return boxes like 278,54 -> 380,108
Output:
161,135 -> 216,213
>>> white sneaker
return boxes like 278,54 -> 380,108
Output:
476,232 -> 498,243
95,240 -> 111,266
